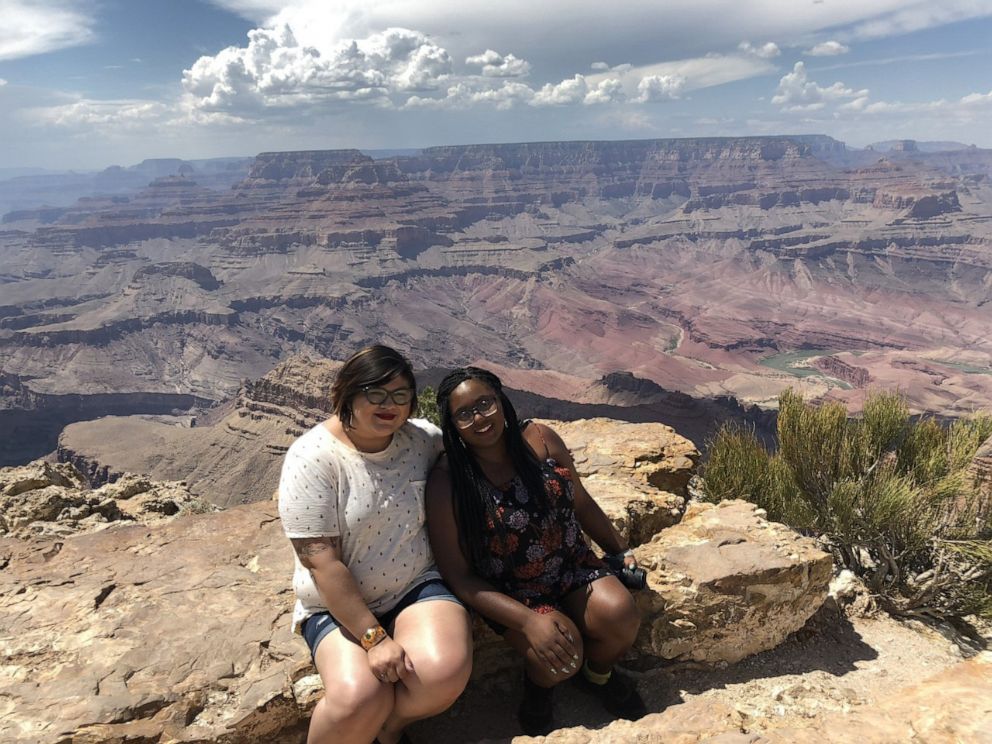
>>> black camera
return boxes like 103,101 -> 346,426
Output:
604,553 -> 648,591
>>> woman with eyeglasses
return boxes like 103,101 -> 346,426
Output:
426,367 -> 645,736
278,345 -> 472,744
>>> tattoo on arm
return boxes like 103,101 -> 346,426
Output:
291,536 -> 341,567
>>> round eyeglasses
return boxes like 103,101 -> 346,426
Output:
452,396 -> 499,428
362,386 -> 413,406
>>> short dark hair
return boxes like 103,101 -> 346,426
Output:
331,345 -> 417,428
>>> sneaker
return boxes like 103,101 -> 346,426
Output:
518,673 -> 555,736
575,667 -> 647,721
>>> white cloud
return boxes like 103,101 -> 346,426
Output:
0,0 -> 96,61
812,49 -> 979,71
465,49 -> 531,77
635,74 -> 687,102
405,80 -> 534,110
30,98 -> 171,128
533,75 -> 588,106
849,1 -> 992,40
590,61 -> 610,71
586,54 -> 775,102
182,25 -> 452,114
407,73 -> 626,109
772,61 -> 868,112
854,89 -> 992,115
738,41 -> 781,59
0,78 -> 7,87
805,40 -> 850,56
584,78 -> 625,104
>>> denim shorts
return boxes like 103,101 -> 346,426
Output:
301,578 -> 462,659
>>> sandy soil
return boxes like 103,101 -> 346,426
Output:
409,607 -> 989,743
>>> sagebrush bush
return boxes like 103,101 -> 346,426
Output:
417,386 -> 441,427
702,389 -> 992,620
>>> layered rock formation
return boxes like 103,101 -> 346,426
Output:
0,418 -> 832,743
56,356 -> 765,505
0,459 -> 213,538
55,356 -> 340,505
3,135 -> 992,464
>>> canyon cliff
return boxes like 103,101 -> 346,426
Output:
2,135 -> 991,463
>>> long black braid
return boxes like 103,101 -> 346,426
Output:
436,367 -> 549,572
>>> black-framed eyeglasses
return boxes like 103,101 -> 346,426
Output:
453,396 -> 498,428
362,386 -> 413,406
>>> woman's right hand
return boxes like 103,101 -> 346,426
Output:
522,611 -> 580,675
366,636 -> 415,684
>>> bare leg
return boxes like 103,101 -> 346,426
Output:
377,600 -> 473,743
562,576 -> 639,673
309,628 -> 395,744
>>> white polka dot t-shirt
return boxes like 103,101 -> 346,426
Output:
278,418 -> 444,632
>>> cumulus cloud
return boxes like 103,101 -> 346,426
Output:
405,73 -> 627,109
584,78 -> 625,104
772,61 -> 868,112
182,25 -> 452,113
738,41 -> 781,59
30,98 -> 171,128
533,75 -> 588,106
0,0 -> 95,61
635,74 -> 687,102
805,40 -> 850,56
405,80 -> 534,110
590,61 -> 610,71
465,49 -> 531,77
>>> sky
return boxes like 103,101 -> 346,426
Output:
1,0 -> 991,170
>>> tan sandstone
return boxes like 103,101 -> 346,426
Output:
0,460 -> 213,538
634,500 -> 833,665
519,651 -> 992,744
536,418 -> 699,545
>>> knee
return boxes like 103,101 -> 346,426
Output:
590,595 -> 641,646
321,676 -> 393,723
412,646 -> 473,703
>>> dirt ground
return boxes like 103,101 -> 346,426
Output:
408,606 -> 990,743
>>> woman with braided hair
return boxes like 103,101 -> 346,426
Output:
425,366 -> 645,736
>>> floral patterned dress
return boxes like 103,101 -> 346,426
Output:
477,458 -> 611,616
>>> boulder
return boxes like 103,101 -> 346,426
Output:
0,460 -> 214,538
538,418 -> 699,545
0,459 -> 88,496
970,434 -> 992,497
634,500 -> 833,665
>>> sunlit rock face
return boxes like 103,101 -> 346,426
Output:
2,136 -> 991,464
0,460 -> 213,538
525,652 -> 992,743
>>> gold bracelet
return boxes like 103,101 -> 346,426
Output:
360,624 -> 387,651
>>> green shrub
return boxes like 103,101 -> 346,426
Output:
702,389 -> 992,620
417,386 -> 441,427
